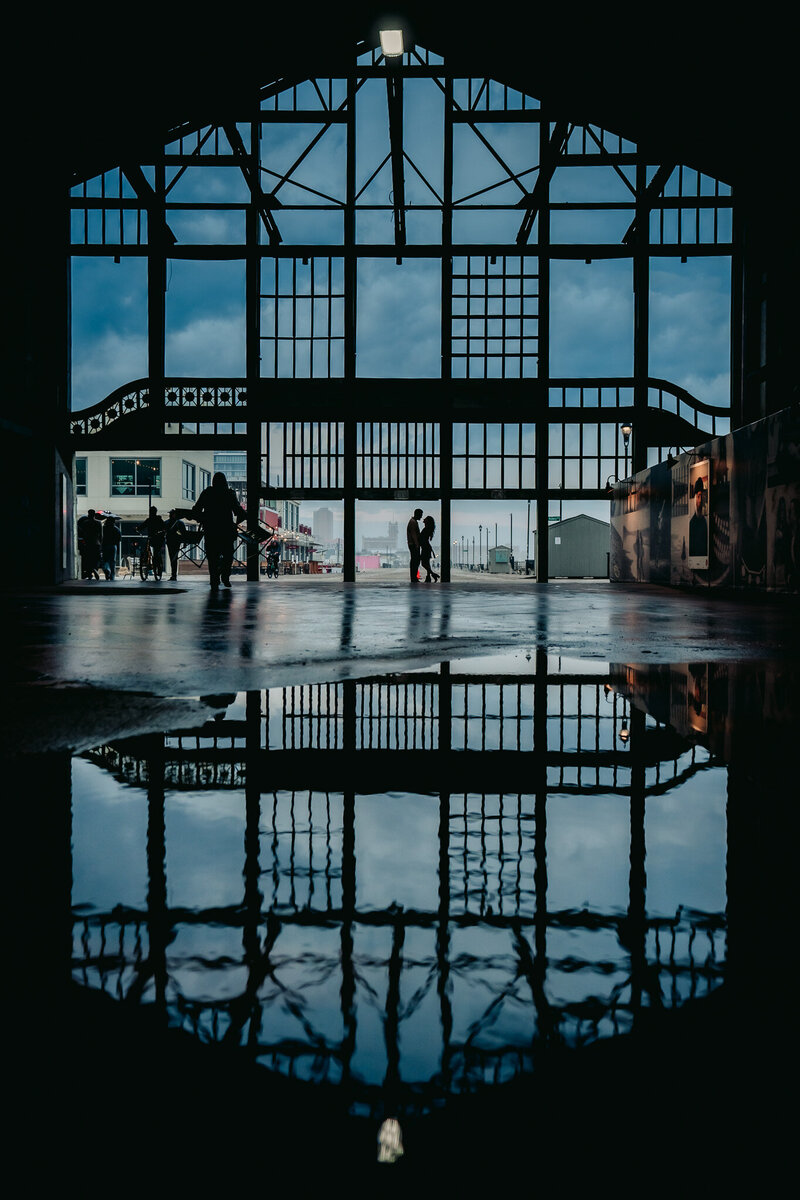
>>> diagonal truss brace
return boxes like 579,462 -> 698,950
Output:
223,123 -> 283,246
622,163 -> 675,244
386,70 -> 406,257
122,164 -> 177,245
515,120 -> 570,246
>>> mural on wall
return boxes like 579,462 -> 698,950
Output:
611,402 -> 799,594
610,465 -> 670,583
732,417 -> 767,588
766,404 -> 800,591
708,438 -> 731,586
687,459 -> 710,570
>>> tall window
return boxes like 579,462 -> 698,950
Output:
182,460 -> 196,501
110,458 -> 161,497
199,468 -> 211,493
75,457 -> 87,496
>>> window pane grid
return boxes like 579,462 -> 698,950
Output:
357,423 -> 440,489
264,422 -> 344,489
260,257 -> 345,379
453,423 -> 535,490
451,256 -> 539,380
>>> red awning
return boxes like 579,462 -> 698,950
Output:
259,508 -> 280,530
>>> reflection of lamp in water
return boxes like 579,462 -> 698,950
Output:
619,721 -> 630,745
604,682 -> 614,700
377,1117 -> 404,1163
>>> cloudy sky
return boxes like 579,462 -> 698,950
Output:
70,53 -> 731,553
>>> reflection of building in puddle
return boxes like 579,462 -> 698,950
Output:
608,660 -> 800,763
69,661 -> 743,1119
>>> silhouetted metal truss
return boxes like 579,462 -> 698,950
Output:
66,41 -> 735,581
73,667 -> 727,1116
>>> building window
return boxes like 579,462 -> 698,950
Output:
199,468 -> 211,492
75,457 -> 87,496
110,457 -> 161,497
182,460 -> 196,501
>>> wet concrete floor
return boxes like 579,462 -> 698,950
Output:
6,573 -> 796,1182
3,573 -> 799,754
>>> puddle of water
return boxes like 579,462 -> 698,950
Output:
64,655 -> 798,1140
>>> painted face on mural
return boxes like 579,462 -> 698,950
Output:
694,478 -> 705,514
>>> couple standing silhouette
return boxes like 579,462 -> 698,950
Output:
407,508 -> 439,583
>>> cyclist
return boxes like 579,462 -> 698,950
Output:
191,472 -> 246,590
264,532 -> 281,577
137,507 -> 167,578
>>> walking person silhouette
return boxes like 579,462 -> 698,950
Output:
101,515 -> 121,580
191,472 -> 246,590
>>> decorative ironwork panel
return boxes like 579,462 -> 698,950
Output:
69,386 -> 152,436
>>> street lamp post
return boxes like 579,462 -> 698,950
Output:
136,459 -> 158,510
479,524 -> 482,571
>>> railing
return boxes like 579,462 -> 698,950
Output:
68,375 -> 729,446
68,378 -> 249,437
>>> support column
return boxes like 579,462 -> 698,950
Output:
340,789 -> 356,1081
632,157 -> 649,475
531,648 -> 552,1038
343,71 -> 357,584
625,705 -> 648,1018
246,106 -> 262,581
148,155 -> 167,429
440,74 -> 454,583
146,735 -> 169,1022
535,112 -> 551,581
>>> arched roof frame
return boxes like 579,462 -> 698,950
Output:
65,27 -> 747,580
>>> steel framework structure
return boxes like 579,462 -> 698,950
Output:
68,41 -> 734,580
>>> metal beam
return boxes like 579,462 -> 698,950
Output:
223,123 -> 283,245
515,120 -> 570,246
121,164 -> 177,245
622,162 -> 675,245
386,71 -> 406,255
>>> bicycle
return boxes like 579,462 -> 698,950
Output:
139,538 -> 164,581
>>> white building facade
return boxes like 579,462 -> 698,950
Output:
75,447 -> 215,569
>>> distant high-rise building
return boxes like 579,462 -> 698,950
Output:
214,451 -> 247,503
314,506 -> 334,543
387,521 -> 399,549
